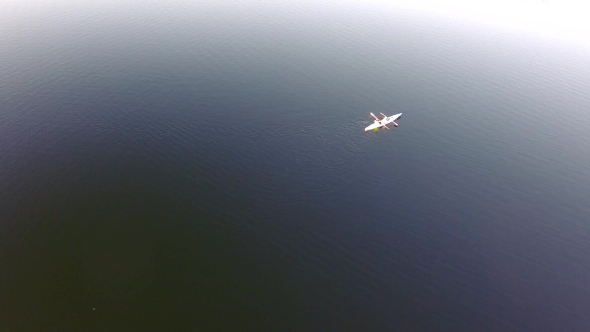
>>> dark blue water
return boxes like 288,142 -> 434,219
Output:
2,2 -> 590,331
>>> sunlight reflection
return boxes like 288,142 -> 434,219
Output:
352,0 -> 590,46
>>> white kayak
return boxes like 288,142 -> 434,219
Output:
365,112 -> 402,132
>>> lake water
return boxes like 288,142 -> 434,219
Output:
2,1 -> 590,331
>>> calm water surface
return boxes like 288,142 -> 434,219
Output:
1,2 -> 590,331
